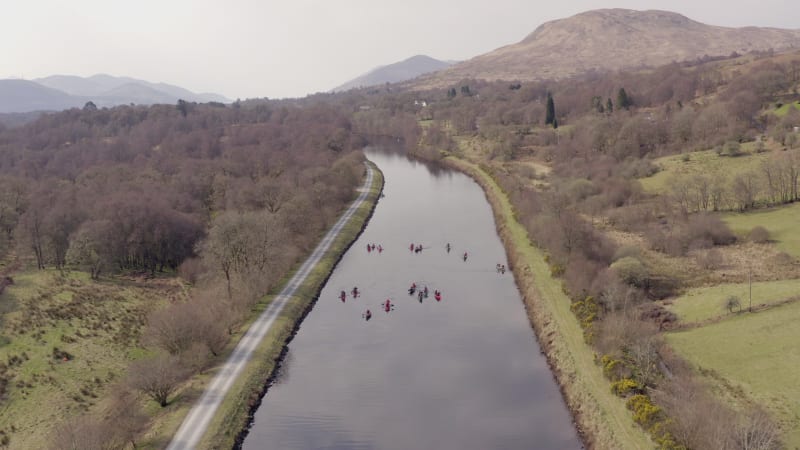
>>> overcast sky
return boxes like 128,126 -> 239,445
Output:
2,0 -> 797,100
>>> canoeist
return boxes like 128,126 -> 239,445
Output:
340,290 -> 346,302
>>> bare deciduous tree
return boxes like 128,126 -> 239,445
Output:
735,409 -> 783,450
128,354 -> 186,407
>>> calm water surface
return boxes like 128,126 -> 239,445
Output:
242,150 -> 580,449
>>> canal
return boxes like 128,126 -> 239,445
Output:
241,149 -> 580,449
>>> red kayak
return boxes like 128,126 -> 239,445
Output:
384,299 -> 392,312
434,291 -> 442,302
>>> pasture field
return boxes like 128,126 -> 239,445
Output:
774,100 -> 800,117
666,278 -> 800,324
640,146 -> 773,193
723,202 -> 800,258
666,299 -> 800,447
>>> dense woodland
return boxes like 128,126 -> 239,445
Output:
0,100 -> 367,447
345,51 -> 800,449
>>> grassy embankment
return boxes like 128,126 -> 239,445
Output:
0,270 -> 182,449
445,157 -> 652,450
139,162 -> 385,449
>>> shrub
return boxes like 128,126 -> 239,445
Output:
748,225 -> 770,243
612,245 -> 641,262
611,257 -> 649,287
721,141 -> 743,157
611,378 -> 641,396
724,295 -> 741,314
570,296 -> 599,342
695,248 -> 724,270
601,354 -> 626,380
177,257 -> 204,284
627,394 -> 664,428
686,213 -> 735,246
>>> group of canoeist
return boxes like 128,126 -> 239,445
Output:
409,243 -> 424,253
340,286 -> 360,302
347,241 -> 481,321
496,263 -> 506,274
408,283 -> 442,303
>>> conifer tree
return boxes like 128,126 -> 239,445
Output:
617,88 -> 632,110
545,93 -> 555,125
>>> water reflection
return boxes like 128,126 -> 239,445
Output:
241,149 -> 580,450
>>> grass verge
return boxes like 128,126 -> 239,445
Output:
444,157 -> 652,450
141,162 -> 384,449
666,300 -> 800,447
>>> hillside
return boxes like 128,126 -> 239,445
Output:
0,80 -> 82,113
334,55 -> 454,91
416,9 -> 800,87
0,75 -> 231,113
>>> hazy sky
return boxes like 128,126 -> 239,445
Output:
2,0 -> 797,99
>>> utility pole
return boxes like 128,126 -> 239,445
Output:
749,264 -> 752,312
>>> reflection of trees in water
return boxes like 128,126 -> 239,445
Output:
364,145 -> 453,180
271,350 -> 294,386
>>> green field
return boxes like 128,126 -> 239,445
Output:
0,270 -> 172,449
775,101 -> 800,117
667,278 -> 800,324
667,299 -> 800,447
723,202 -> 800,257
640,146 -> 770,193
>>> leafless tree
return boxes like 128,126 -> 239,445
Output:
735,409 -> 783,450
732,171 -> 760,211
127,353 -> 187,407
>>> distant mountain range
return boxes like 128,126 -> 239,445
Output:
0,74 -> 230,113
333,55 -> 455,92
414,9 -> 800,88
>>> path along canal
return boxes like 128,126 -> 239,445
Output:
241,149 -> 581,449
